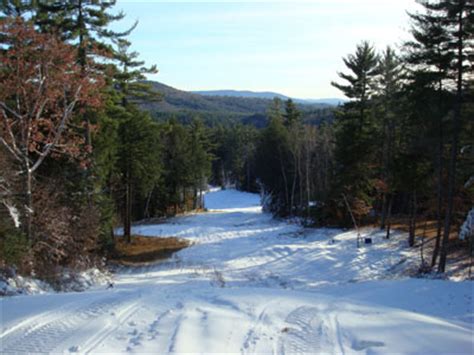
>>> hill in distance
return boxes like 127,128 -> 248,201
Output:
142,81 -> 336,127
193,89 -> 346,106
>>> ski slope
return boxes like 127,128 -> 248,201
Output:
1,189 -> 472,354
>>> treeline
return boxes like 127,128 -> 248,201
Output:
0,2 -> 213,279
252,0 -> 474,273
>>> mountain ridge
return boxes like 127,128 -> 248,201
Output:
192,89 -> 346,106
141,81 -> 335,127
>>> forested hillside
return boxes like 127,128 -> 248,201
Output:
142,81 -> 335,127
0,0 -> 472,287
192,89 -> 345,106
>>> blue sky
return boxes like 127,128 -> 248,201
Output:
115,0 -> 419,99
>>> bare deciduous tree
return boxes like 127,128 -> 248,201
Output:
0,18 -> 103,239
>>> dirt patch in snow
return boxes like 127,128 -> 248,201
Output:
111,235 -> 190,265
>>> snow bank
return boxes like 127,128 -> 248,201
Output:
0,268 -> 112,296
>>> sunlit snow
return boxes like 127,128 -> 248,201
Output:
0,189 -> 472,354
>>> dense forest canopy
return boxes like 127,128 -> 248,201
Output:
0,0 -> 472,282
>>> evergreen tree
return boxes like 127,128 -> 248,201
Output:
405,1 -> 452,260
161,118 -> 193,214
112,38 -> 159,107
256,109 -> 292,215
330,41 -> 380,222
283,99 -> 301,127
331,41 -> 379,132
188,117 -> 213,209
285,100 -> 303,214
33,0 -> 135,147
117,108 -> 161,242
435,0 -> 474,272
374,47 -> 404,235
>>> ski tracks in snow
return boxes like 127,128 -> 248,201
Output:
279,305 -> 345,354
1,189 -> 472,354
0,292 -> 140,354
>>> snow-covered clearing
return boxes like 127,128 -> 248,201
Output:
1,189 -> 472,354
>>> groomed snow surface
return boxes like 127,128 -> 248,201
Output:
1,189 -> 473,354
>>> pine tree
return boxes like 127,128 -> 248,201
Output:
188,117 -> 213,209
283,99 -> 301,127
405,0 -> 453,260
332,41 -> 379,132
436,0 -> 474,272
112,38 -> 159,107
284,100 -> 303,214
374,47 -> 404,235
331,41 -> 380,222
33,0 -> 135,147
117,108 -> 161,243
161,118 -> 193,215
256,107 -> 292,215
106,29 -> 159,242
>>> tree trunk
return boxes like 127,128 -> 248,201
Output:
431,143 -> 444,267
380,193 -> 387,230
408,191 -> 417,247
431,74 -> 445,268
246,148 -> 251,191
385,194 -> 393,239
290,164 -> 297,217
193,186 -> 198,210
420,220 -> 429,268
298,151 -> 303,213
77,0 -> 92,149
199,188 -> 203,209
124,176 -> 132,243
438,7 -> 464,274
182,187 -> 186,211
305,145 -> 311,221
278,147 -> 289,213
380,107 -> 390,230
24,164 -> 33,241
144,189 -> 153,219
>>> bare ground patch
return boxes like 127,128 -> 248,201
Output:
110,235 -> 190,265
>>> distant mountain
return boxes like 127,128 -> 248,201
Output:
192,89 -> 346,106
141,81 -> 335,127
296,98 -> 346,106
193,90 -> 290,101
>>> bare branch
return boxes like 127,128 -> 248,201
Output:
30,86 -> 82,173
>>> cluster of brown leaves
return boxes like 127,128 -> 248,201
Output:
0,17 -> 105,167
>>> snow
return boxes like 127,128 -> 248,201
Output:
0,268 -> 112,296
1,189 -> 473,354
4,201 -> 20,228
460,207 -> 474,241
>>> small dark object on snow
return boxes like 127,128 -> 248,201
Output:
107,282 -> 114,289
364,238 -> 372,244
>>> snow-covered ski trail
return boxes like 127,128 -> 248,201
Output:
1,189 -> 472,354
